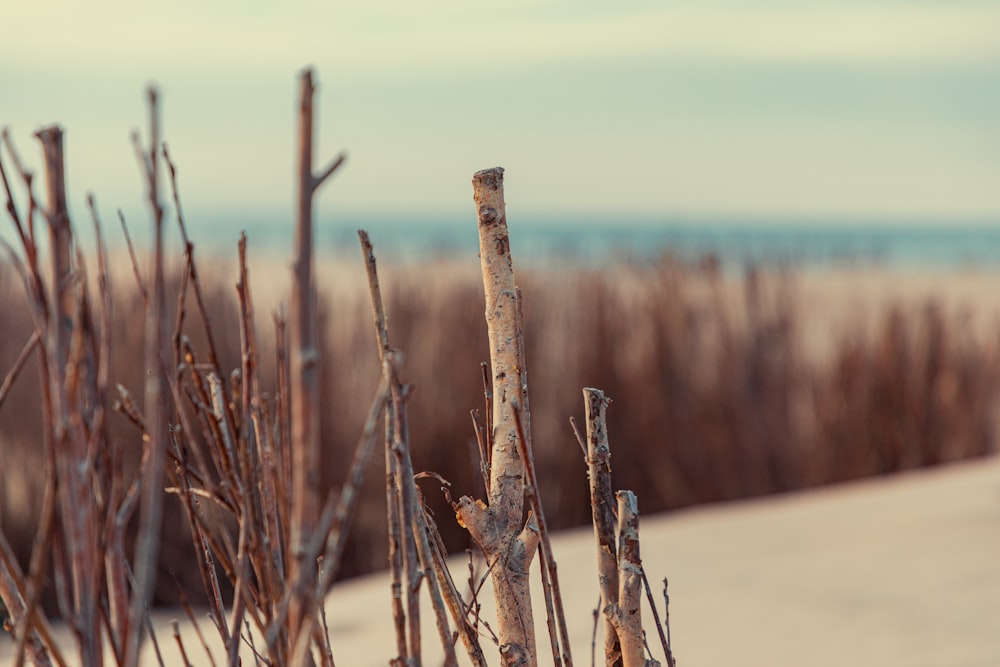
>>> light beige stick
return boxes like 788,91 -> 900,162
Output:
455,167 -> 538,665
613,492 -> 658,667
583,388 -> 622,667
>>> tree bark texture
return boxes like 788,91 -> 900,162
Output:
456,167 -> 538,665
584,388 -> 622,667
612,492 -> 649,667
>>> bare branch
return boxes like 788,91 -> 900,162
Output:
288,67 -> 323,651
467,165 -> 537,663
0,331 -> 39,410
312,152 -> 347,191
513,402 -> 573,667
126,84 -> 169,667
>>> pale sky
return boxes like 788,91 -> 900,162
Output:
2,1 -> 999,229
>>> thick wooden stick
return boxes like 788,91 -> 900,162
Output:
455,166 -> 538,665
613,492 -> 651,667
583,388 -> 622,667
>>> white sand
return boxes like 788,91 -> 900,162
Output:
2,455 -> 997,666
320,456 -> 1000,667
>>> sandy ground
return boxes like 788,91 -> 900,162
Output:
320,455 -> 1000,667
7,455 -> 993,665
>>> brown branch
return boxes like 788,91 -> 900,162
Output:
288,66 -> 342,650
318,380 -> 387,585
425,509 -> 489,667
273,308 -> 292,527
0,530 -> 66,667
0,331 -> 39,410
470,409 -> 490,496
639,569 -> 672,667
117,209 -> 148,305
171,576 -> 219,667
35,123 -> 105,667
0,133 -> 35,260
480,362 -> 493,486
610,492 -> 652,667
412,497 -> 459,667
385,354 -> 424,666
161,142 -> 227,381
236,232 -> 285,633
387,433 -> 407,664
126,85 -> 169,667
312,152 -> 347,190
513,402 -> 573,667
266,379 -> 389,657
357,230 -> 408,663
569,416 -> 587,458
9,463 -> 61,667
2,127 -> 48,252
84,193 -> 114,493
172,621 -> 194,667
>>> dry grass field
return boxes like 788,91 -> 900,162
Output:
4,251 -> 997,603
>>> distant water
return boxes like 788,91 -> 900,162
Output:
203,214 -> 1000,272
11,213 -> 999,272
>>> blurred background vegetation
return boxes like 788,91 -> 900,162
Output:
3,251 -> 995,607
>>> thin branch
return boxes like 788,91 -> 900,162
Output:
358,229 -> 406,664
10,461 -> 62,667
162,142 -> 226,378
117,209 -> 148,305
0,530 -> 67,667
312,152 -> 347,191
569,416 -> 587,458
512,402 -> 573,667
639,569 -> 671,667
172,576 -> 220,667
172,621 -> 194,667
318,381 -> 388,585
480,362 -> 493,484
469,409 -> 490,496
0,331 -> 39,410
126,84 -> 169,667
662,578 -> 675,667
